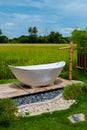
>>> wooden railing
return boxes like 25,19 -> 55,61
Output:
77,53 -> 87,73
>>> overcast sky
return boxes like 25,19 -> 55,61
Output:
0,0 -> 87,38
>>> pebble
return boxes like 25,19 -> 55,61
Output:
16,93 -> 75,116
12,89 -> 62,106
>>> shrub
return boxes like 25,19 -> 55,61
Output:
63,83 -> 87,100
0,98 -> 18,127
71,29 -> 87,52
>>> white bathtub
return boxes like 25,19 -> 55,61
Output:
9,61 -> 65,88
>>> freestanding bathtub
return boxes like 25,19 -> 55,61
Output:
9,61 -> 65,88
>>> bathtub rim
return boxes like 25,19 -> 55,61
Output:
8,61 -> 66,71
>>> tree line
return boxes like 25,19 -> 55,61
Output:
0,27 -> 84,44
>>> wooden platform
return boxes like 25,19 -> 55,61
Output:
0,78 -> 72,99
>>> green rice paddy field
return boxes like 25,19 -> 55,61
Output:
0,44 -> 77,80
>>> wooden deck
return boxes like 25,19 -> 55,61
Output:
0,78 -> 73,99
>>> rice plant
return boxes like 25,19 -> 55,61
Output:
0,44 -> 76,79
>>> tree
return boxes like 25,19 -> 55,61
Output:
33,26 -> 38,35
18,35 -> 29,43
28,27 -> 38,36
48,31 -> 64,43
28,35 -> 37,43
38,36 -> 48,43
0,36 -> 8,43
71,28 -> 87,72
71,29 -> 87,50
0,29 -> 2,36
28,27 -> 33,35
28,27 -> 38,43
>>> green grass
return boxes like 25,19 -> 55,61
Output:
63,83 -> 87,100
0,95 -> 87,130
0,79 -> 18,84
0,44 -> 77,79
0,43 -> 87,82
0,44 -> 87,130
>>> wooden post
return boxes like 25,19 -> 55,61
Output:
69,41 -> 73,80
83,47 -> 86,73
58,41 -> 74,80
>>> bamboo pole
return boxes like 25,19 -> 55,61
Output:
58,41 -> 74,80
58,46 -> 70,50
69,41 -> 73,80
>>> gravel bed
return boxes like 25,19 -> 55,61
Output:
18,93 -> 75,116
12,88 -> 63,106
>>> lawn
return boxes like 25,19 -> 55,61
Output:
0,95 -> 87,130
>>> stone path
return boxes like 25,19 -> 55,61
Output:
18,94 -> 75,116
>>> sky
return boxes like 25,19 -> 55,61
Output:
0,0 -> 87,38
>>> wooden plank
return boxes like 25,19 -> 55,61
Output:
0,78 -> 72,99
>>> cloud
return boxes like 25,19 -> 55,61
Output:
0,0 -> 87,38
0,0 -> 45,9
13,13 -> 42,22
64,1 -> 87,10
5,22 -> 14,27
0,12 -> 44,37
60,27 -> 74,36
